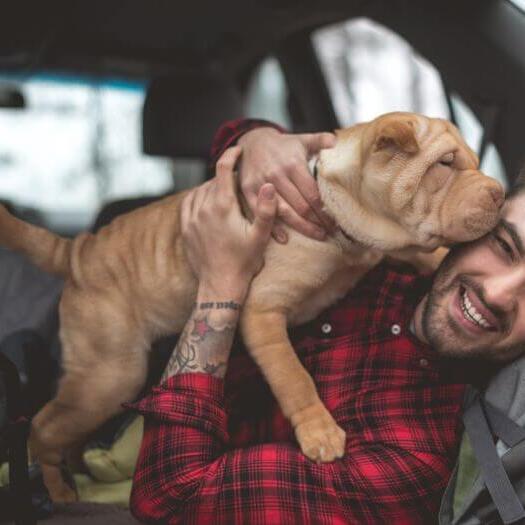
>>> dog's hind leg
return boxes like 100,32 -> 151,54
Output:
29,295 -> 149,501
30,350 -> 148,501
241,308 -> 346,463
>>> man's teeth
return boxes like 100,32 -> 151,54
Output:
461,290 -> 492,329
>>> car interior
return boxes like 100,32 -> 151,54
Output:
1,0 -> 525,523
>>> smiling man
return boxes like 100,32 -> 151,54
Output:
129,122 -> 525,525
413,195 -> 525,362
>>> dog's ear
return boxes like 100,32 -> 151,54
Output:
375,119 -> 419,154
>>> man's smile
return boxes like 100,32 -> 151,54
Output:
450,284 -> 502,336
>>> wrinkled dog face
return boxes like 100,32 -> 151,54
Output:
319,112 -> 504,252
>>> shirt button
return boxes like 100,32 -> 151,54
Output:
391,323 -> 401,336
419,358 -> 429,367
321,323 -> 332,335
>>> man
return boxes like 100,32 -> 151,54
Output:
129,121 -> 525,524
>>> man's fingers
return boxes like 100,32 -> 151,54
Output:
278,201 -> 326,241
252,184 -> 278,241
297,132 -> 337,156
212,146 -> 242,209
286,165 -> 335,230
244,185 -> 288,244
192,180 -> 213,220
216,145 -> 242,176
215,146 -> 242,202
272,224 -> 288,244
180,190 -> 197,240
244,190 -> 259,220
273,176 -> 323,228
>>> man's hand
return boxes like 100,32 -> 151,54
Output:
237,127 -> 336,243
181,145 -> 278,301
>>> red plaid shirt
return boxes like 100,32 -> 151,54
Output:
129,121 -> 467,524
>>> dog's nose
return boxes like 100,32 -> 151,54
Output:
460,182 -> 503,236
441,175 -> 504,243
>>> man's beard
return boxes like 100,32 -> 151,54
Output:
422,246 -> 523,361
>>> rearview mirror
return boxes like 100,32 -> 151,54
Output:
0,86 -> 25,109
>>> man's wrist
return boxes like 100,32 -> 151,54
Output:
161,289 -> 242,382
237,126 -> 281,146
194,299 -> 242,312
197,280 -> 249,306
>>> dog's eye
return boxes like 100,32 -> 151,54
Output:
438,152 -> 455,166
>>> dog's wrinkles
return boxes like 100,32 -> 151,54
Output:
311,156 -> 359,245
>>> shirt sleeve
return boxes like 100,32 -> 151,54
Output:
210,119 -> 286,163
128,374 -> 451,524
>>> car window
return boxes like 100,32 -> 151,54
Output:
0,76 -> 173,233
0,65 -> 291,235
448,92 -> 507,189
245,57 -> 291,128
509,0 -> 525,12
312,18 -> 507,188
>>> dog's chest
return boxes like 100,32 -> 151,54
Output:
288,251 -> 383,325
249,232 -> 383,326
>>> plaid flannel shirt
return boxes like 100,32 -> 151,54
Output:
129,120 -> 467,524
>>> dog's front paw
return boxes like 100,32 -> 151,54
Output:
293,403 -> 346,463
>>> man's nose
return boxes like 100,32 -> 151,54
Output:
483,268 -> 525,311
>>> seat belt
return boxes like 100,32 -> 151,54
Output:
463,387 -> 525,524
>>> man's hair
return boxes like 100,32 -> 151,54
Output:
507,164 -> 525,199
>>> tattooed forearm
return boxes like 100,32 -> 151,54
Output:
161,300 -> 240,382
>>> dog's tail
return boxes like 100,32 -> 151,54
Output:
0,204 -> 71,277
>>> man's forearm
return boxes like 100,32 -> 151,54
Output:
161,290 -> 243,382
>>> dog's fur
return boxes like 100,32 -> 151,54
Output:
0,112 -> 503,500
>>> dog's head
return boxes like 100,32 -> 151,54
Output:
318,112 -> 504,252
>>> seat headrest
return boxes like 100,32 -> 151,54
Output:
142,72 -> 244,159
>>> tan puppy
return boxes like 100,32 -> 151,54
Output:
0,112 -> 503,499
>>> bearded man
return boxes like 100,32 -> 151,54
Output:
129,121 -> 525,524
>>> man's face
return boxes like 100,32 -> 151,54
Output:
415,192 -> 525,361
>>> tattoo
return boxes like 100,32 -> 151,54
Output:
161,300 -> 239,382
203,361 -> 227,375
197,301 -> 241,311
162,338 -> 199,377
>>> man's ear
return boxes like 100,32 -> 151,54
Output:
375,119 -> 419,154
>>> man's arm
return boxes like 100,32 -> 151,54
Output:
160,144 -> 274,385
131,379 -> 449,524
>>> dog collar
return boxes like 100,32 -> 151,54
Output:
311,157 -> 358,245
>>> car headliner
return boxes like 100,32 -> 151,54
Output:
2,0 -> 525,181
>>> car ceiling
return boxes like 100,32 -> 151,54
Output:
2,0 -> 525,181
0,0 -> 369,78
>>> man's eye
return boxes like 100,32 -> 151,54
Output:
494,234 -> 514,259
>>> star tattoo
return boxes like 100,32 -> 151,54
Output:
192,318 -> 213,338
